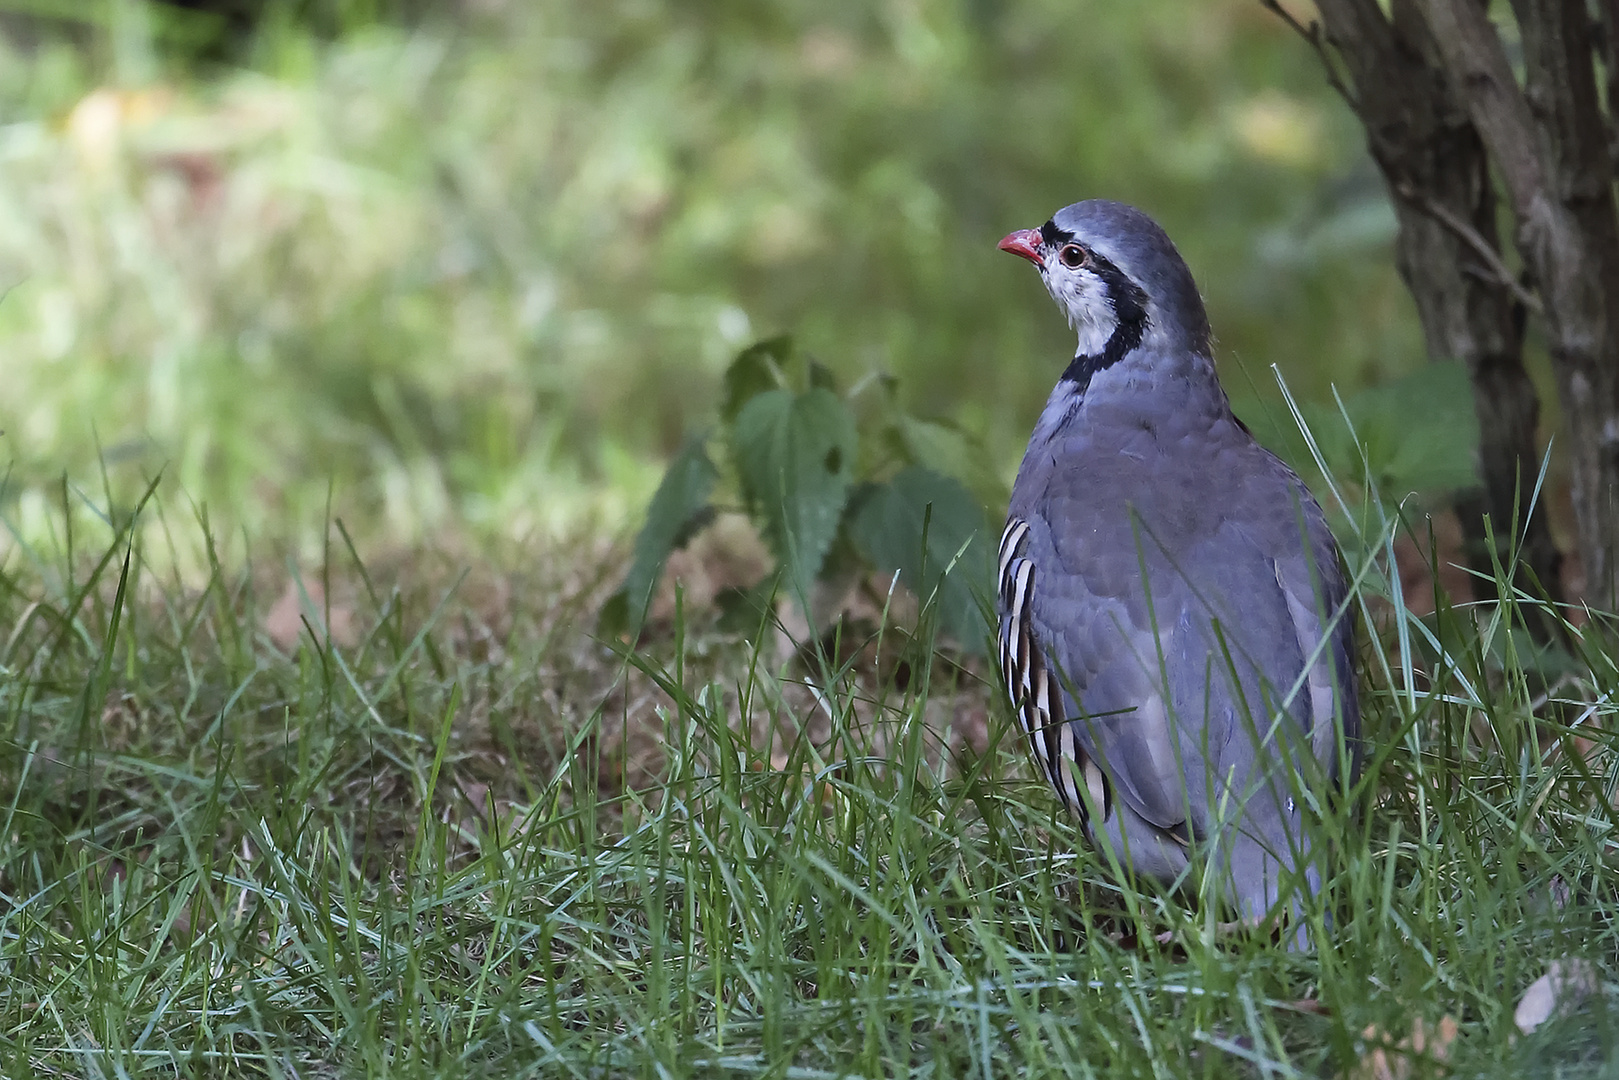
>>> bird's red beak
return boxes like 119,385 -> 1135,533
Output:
998,228 -> 1044,267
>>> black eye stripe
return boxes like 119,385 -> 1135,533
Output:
1042,229 -> 1128,286
1081,249 -> 1120,281
1092,256 -> 1147,323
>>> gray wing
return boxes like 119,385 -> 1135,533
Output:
1255,462 -> 1360,773
1002,438 -> 1355,842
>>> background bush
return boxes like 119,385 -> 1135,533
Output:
0,0 -> 1441,561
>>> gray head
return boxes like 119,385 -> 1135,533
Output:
1000,200 -> 1212,388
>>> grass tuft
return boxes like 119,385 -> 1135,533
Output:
2,440 -> 1618,1077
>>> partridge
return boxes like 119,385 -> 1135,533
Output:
996,200 -> 1359,942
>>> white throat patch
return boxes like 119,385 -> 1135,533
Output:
1043,266 -> 1116,356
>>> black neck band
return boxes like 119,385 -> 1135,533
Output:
1060,255 -> 1148,394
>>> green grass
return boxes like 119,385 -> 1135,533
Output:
2,464 -> 1616,1079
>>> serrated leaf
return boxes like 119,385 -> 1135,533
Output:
848,465 -> 992,650
723,336 -> 792,423
617,434 -> 720,626
1343,361 -> 1479,495
1239,362 -> 1480,498
897,415 -> 1008,507
733,387 -> 858,607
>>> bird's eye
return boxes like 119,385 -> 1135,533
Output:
1059,244 -> 1088,269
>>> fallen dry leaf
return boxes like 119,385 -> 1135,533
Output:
1515,958 -> 1600,1035
1345,1015 -> 1459,1080
264,575 -> 357,652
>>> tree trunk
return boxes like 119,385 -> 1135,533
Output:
1413,0 -> 1619,608
1293,0 -> 1566,609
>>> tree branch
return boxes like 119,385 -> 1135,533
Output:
1392,182 -> 1544,313
1412,0 -> 1548,228
1258,0 -> 1358,108
1512,0 -> 1617,204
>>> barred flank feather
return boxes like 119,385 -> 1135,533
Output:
997,518 -> 1112,827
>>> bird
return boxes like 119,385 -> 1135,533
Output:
995,199 -> 1358,945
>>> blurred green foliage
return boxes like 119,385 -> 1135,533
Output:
0,0 -> 1432,558
613,336 -> 993,649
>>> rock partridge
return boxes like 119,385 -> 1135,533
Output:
996,199 -> 1359,942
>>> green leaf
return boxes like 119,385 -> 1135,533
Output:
848,465 -> 992,650
714,577 -> 782,636
617,434 -> 720,626
1340,361 -> 1480,495
896,415 -> 1008,507
806,356 -> 839,394
722,336 -> 793,423
1240,362 -> 1480,498
596,590 -> 632,639
733,387 -> 858,606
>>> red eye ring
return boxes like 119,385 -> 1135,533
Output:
1059,244 -> 1088,269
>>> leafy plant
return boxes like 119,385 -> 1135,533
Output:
607,336 -> 997,651
1238,361 -> 1480,499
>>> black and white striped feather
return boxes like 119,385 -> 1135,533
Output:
997,518 -> 1111,825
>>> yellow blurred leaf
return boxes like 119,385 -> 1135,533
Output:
1231,90 -> 1321,167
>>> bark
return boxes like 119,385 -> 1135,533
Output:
1284,0 -> 1565,607
1414,0 -> 1619,607
1602,1 -> 1619,172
